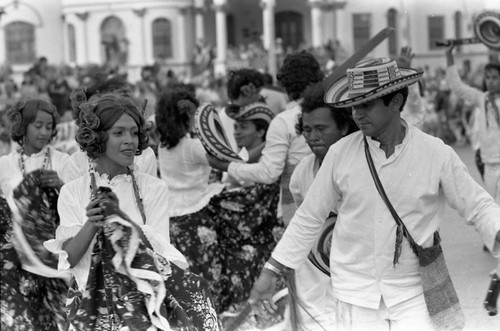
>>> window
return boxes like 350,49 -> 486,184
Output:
428,15 -> 444,50
5,21 -> 36,64
353,13 -> 371,51
152,18 -> 172,59
68,24 -> 76,62
387,9 -> 398,56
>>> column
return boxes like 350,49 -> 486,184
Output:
76,12 -> 89,64
133,9 -> 147,64
194,0 -> 206,43
309,0 -> 324,48
260,0 -> 277,78
213,0 -> 228,77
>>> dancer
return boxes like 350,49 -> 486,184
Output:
60,78 -> 157,183
251,57 -> 500,331
45,92 -> 219,330
0,98 -> 69,331
287,81 -> 358,330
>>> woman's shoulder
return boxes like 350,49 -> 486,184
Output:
135,172 -> 168,191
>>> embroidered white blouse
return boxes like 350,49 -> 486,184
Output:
44,170 -> 187,291
273,124 -> 500,309
157,136 -> 225,217
60,146 -> 158,184
0,146 -> 69,197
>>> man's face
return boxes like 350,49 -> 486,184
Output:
302,107 -> 346,161
351,97 -> 393,138
234,120 -> 264,150
485,69 -> 500,95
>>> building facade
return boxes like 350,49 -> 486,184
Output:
0,0 -> 498,82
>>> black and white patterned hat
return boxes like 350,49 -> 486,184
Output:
324,57 -> 423,108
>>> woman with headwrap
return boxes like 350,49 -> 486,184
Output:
44,92 -> 219,331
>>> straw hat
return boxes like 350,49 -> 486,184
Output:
324,57 -> 423,108
194,103 -> 242,163
226,102 -> 274,123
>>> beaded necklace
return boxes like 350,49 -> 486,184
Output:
18,147 -> 51,176
89,163 -> 146,223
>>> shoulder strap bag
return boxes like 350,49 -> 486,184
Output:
363,136 -> 465,331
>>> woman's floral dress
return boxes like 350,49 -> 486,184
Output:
0,170 -> 68,331
170,181 -> 287,328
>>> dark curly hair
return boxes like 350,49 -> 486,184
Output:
70,77 -> 133,123
297,81 -> 358,136
75,93 -> 149,159
227,69 -> 264,101
155,86 -> 200,149
8,98 -> 60,146
276,51 -> 324,101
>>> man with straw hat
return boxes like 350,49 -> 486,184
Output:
248,57 -> 500,331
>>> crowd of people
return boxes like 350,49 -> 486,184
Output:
0,39 -> 499,331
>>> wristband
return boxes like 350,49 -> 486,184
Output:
264,262 -> 282,276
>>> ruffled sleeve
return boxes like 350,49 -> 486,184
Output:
138,174 -> 188,269
44,177 -> 94,289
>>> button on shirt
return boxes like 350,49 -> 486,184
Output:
272,123 -> 500,309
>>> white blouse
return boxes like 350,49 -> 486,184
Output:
44,170 -> 187,291
157,136 -> 224,217
0,146 -> 69,197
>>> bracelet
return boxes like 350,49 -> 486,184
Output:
264,262 -> 282,276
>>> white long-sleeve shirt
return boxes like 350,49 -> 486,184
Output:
273,123 -> 500,309
227,100 -> 312,209
446,64 -> 500,163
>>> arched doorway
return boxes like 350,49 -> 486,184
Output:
100,16 -> 128,69
275,11 -> 303,51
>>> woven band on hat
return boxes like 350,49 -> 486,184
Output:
348,59 -> 401,98
236,102 -> 274,123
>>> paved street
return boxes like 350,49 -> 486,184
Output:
442,145 -> 500,331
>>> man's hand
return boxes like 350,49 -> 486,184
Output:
249,268 -> 279,315
445,44 -> 456,66
206,153 -> 230,172
396,46 -> 414,68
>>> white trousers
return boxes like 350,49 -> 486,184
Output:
335,294 -> 434,331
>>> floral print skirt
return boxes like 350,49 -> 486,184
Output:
66,217 -> 219,331
0,173 -> 68,331
170,182 -> 286,328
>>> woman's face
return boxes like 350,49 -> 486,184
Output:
100,114 -> 139,173
24,110 -> 53,155
234,120 -> 264,150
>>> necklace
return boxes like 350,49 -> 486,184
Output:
89,165 -> 146,223
18,147 -> 51,176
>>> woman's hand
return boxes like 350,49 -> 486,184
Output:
98,191 -> 121,217
40,170 -> 62,189
85,198 -> 106,228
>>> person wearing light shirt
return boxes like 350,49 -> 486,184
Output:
250,58 -> 500,331
445,45 -> 500,206
287,81 -> 358,330
208,51 -> 323,224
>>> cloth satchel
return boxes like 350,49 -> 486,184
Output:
363,136 -> 465,331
